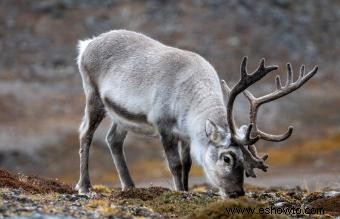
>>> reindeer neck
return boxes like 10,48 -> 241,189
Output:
187,101 -> 228,165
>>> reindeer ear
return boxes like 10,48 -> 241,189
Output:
205,120 -> 221,144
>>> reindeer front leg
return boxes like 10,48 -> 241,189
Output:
160,130 -> 184,191
180,140 -> 192,191
106,123 -> 135,190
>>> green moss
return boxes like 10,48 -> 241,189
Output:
112,187 -> 170,201
110,188 -> 218,218
147,191 -> 218,217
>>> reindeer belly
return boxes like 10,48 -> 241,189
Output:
102,96 -> 159,136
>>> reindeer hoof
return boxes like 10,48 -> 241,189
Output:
75,182 -> 91,194
122,185 -> 135,191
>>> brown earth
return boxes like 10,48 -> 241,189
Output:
0,169 -> 74,194
310,195 -> 340,216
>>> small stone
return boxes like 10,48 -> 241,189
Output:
274,201 -> 285,207
324,191 -> 340,197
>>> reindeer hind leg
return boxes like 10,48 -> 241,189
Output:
76,91 -> 105,194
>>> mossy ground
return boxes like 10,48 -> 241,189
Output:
0,169 -> 339,218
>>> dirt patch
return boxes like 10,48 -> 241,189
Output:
0,169 -> 39,193
309,195 -> 340,216
0,169 -> 75,194
18,175 -> 75,194
111,186 -> 170,201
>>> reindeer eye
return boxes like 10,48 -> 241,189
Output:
224,156 -> 231,164
220,153 -> 234,166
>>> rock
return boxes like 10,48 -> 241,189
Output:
324,191 -> 340,198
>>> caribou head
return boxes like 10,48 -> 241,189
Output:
202,57 -> 318,197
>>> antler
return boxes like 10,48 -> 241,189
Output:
243,63 -> 319,141
221,57 -> 319,177
221,57 -> 278,146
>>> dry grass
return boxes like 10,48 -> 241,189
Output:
86,199 -> 128,218
263,134 -> 340,167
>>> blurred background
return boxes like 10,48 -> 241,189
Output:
0,0 -> 339,190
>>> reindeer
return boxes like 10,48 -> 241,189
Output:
75,30 -> 318,197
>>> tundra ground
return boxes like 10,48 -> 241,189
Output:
0,169 -> 339,219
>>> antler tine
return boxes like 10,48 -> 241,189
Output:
298,65 -> 318,85
256,126 -> 293,142
242,64 -> 319,142
240,56 -> 248,79
241,144 -> 268,177
257,65 -> 318,106
287,63 -> 293,86
275,75 -> 282,90
299,65 -> 305,78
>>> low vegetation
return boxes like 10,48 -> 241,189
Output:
0,169 -> 339,218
